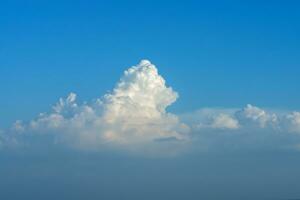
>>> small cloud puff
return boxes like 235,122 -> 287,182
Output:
286,112 -> 300,133
235,104 -> 278,128
210,114 -> 240,130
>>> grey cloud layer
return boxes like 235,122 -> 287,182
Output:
1,60 -> 300,154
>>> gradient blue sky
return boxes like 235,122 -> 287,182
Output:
1,0 -> 300,127
1,1 -> 300,200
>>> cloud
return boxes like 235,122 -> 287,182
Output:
235,104 -> 278,128
285,112 -> 300,133
5,60 -> 189,153
188,104 -> 282,132
191,110 -> 239,130
1,59 -> 300,155
179,104 -> 300,152
101,60 -> 189,144
210,114 -> 240,130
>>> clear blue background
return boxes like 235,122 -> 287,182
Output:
1,0 -> 300,127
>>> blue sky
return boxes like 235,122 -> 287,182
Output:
1,0 -> 300,127
1,1 -> 300,200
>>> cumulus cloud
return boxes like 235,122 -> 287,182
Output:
5,60 -> 189,153
210,114 -> 240,130
101,60 -> 189,144
190,104 -> 281,132
285,112 -> 300,133
235,104 -> 278,128
1,59 -> 300,154
190,110 -> 239,130
179,104 -> 300,151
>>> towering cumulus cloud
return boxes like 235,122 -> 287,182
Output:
101,60 -> 189,144
9,60 -> 189,152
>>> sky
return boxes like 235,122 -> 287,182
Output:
1,1 -> 300,200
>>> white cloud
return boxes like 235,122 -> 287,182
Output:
210,114 -> 239,130
9,60 -> 189,152
1,60 -> 300,154
286,112 -> 300,133
189,110 -> 239,130
235,104 -> 278,128
179,104 -> 300,151
101,60 -> 189,144
184,105 -> 280,131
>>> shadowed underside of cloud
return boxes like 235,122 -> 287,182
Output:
1,60 -> 300,155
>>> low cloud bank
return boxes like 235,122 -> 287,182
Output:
1,60 -> 300,154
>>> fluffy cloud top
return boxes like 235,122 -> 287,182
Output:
2,60 -> 300,154
236,104 -> 278,128
101,60 -> 189,144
